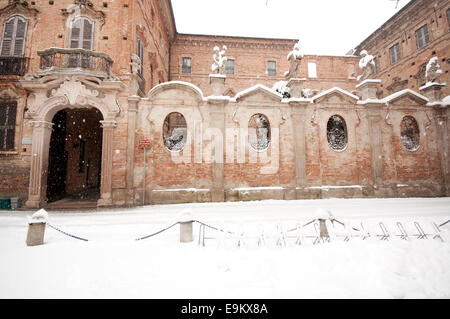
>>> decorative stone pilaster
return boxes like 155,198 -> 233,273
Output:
97,120 -> 117,207
125,96 -> 140,205
420,82 -> 446,103
208,101 -> 227,202
25,121 -> 54,208
209,74 -> 226,96
355,79 -> 381,100
432,108 -> 449,196
286,78 -> 306,98
289,101 -> 308,198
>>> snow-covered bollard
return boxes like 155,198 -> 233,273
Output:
178,210 -> 194,243
316,208 -> 333,239
26,209 -> 48,246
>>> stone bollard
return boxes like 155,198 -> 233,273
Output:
179,221 -> 193,243
178,210 -> 194,243
26,209 -> 48,246
318,219 -> 329,238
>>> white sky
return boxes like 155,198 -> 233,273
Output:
171,0 -> 413,56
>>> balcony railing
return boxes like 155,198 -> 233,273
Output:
37,48 -> 113,79
0,56 -> 30,76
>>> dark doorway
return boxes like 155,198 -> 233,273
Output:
46,108 -> 103,204
46,110 -> 68,202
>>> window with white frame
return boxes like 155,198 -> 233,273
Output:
1,16 -> 27,57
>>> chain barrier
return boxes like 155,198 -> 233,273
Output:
135,221 -> 180,241
42,216 -> 450,244
46,223 -> 89,242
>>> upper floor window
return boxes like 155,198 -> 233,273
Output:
69,17 -> 94,50
308,62 -> 317,78
225,59 -> 234,75
1,16 -> 27,57
0,101 -> 17,151
415,24 -> 429,49
267,61 -> 276,76
182,57 -> 191,74
389,43 -> 400,64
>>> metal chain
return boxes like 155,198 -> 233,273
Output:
47,223 -> 89,242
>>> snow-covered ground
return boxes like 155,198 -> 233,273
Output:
1,197 -> 450,299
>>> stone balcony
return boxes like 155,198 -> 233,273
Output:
37,48 -> 113,79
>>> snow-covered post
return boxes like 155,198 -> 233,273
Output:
26,209 -> 48,246
178,210 -> 194,243
316,208 -> 333,239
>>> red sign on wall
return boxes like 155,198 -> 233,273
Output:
138,139 -> 151,149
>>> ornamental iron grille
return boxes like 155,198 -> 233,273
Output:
163,112 -> 187,151
401,116 -> 420,151
0,101 -> 17,151
249,113 -> 270,151
327,115 -> 347,151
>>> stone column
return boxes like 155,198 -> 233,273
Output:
25,120 -> 53,208
125,96 -> 140,205
98,120 -> 116,207
420,82 -> 445,103
286,78 -> 306,98
209,74 -> 226,96
356,79 -> 381,100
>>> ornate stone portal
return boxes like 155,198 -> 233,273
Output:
20,75 -> 123,208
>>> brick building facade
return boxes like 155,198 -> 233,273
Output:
0,0 -> 448,209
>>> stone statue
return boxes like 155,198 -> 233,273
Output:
284,40 -> 303,80
211,45 -> 227,74
357,50 -> 376,82
425,56 -> 443,83
130,53 -> 141,75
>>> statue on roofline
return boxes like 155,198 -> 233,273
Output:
211,45 -> 228,75
284,40 -> 303,80
357,50 -> 376,82
425,56 -> 443,84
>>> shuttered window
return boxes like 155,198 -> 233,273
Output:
69,17 -> 94,68
267,61 -> 276,76
1,16 -> 27,57
389,43 -> 400,64
69,17 -> 94,50
0,102 -> 17,151
415,24 -> 429,49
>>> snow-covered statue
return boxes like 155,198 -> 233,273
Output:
357,50 -> 376,82
284,40 -> 303,80
273,80 -> 290,98
425,56 -> 443,83
130,53 -> 141,75
211,45 -> 228,74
